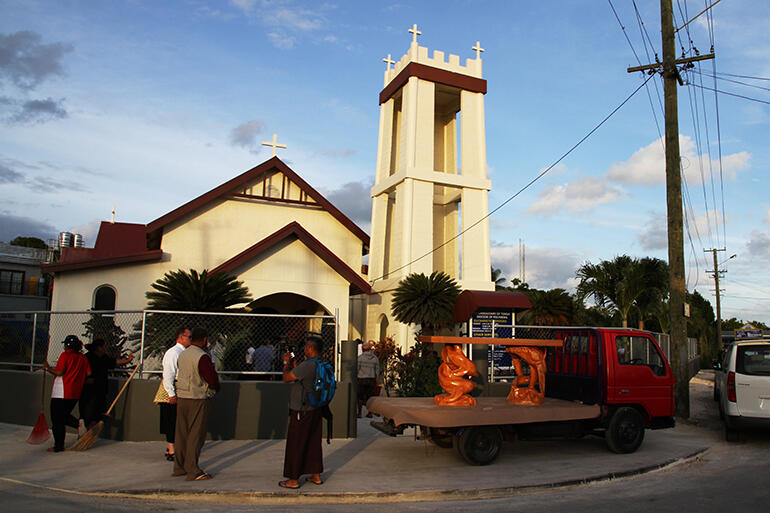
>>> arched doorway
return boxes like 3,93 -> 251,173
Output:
378,314 -> 389,342
247,292 -> 334,354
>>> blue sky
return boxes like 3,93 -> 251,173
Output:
1,1 -> 768,323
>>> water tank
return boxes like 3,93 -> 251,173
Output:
73,233 -> 85,248
58,232 -> 74,248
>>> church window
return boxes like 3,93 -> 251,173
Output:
93,285 -> 116,311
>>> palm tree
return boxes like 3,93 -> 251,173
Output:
520,288 -> 574,326
146,269 -> 252,311
391,271 -> 461,335
576,255 -> 647,328
632,257 -> 669,329
491,267 -> 507,290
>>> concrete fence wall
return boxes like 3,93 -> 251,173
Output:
0,340 -> 360,442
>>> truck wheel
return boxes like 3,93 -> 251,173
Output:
454,426 -> 503,465
724,418 -> 740,442
606,407 -> 645,454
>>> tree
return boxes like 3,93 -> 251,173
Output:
146,269 -> 252,311
138,269 -> 253,358
633,257 -> 669,330
491,267 -> 507,291
520,288 -> 575,326
10,236 -> 47,249
391,271 -> 460,335
576,255 -> 649,328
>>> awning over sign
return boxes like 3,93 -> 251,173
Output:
453,290 -> 532,323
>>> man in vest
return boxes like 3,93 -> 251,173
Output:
172,327 -> 220,481
279,335 -> 324,489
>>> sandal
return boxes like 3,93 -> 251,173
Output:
308,478 -> 323,485
278,479 -> 299,489
165,451 -> 175,461
192,472 -> 212,481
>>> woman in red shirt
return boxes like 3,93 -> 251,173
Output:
42,335 -> 91,452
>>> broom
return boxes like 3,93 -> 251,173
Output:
69,365 -> 141,451
27,369 -> 51,444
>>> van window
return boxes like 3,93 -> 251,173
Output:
616,335 -> 666,376
736,345 -> 770,376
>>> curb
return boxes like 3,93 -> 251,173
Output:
0,447 -> 708,505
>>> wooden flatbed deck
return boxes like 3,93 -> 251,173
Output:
366,396 -> 601,428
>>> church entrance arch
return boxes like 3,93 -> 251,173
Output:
247,292 -> 334,353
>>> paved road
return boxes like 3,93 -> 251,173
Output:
2,371 -> 768,512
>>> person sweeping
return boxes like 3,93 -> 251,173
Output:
41,335 -> 91,453
80,339 -> 134,430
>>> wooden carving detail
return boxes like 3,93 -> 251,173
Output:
506,346 -> 547,406
434,344 -> 478,407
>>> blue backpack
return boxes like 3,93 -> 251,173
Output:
307,357 -> 336,408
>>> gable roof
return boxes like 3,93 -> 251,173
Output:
147,156 -> 369,249
211,221 -> 371,295
41,222 -> 162,273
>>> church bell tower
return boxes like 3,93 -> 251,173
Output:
367,26 -> 494,349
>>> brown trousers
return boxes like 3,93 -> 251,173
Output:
283,408 -> 323,480
173,398 -> 210,479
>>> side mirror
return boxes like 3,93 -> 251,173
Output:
712,360 -> 722,371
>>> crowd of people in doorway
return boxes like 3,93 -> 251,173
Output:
39,327 -> 373,488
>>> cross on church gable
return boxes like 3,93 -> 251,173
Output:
472,41 -> 485,59
261,133 -> 287,157
382,53 -> 395,70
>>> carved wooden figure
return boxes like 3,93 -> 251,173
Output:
506,346 -> 547,406
434,344 -> 479,406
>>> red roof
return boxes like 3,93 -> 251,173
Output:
453,290 -> 532,323
42,222 -> 162,273
211,221 -> 371,295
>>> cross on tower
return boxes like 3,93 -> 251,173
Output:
261,133 -> 287,157
382,53 -> 395,71
472,41 -> 485,59
408,24 -> 421,44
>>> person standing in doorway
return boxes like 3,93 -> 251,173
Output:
357,340 -> 380,418
173,327 -> 220,481
279,335 -> 324,489
158,327 -> 190,461
80,338 -> 134,429
41,335 -> 91,452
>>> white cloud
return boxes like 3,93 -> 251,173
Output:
268,31 -> 296,49
527,176 -> 624,215
607,135 -> 750,185
490,244 -> 581,291
747,230 -> 770,258
638,211 -> 667,250
229,120 -> 265,149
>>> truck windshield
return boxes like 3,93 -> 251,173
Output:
736,345 -> 770,376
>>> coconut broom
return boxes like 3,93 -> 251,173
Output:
69,365 -> 141,451
27,369 -> 51,444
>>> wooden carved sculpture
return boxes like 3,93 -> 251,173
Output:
434,344 -> 479,406
506,346 -> 547,406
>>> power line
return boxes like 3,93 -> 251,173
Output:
717,71 -> 770,82
369,74 -> 655,283
688,83 -> 770,105
690,69 -> 770,93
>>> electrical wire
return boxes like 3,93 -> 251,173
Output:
368,74 -> 656,284
689,69 -> 770,93
687,83 -> 770,105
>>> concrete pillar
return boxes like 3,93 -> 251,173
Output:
472,344 -> 489,395
339,339 -> 358,437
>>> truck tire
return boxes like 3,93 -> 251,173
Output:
606,407 -> 645,454
454,426 -> 503,465
724,417 -> 740,442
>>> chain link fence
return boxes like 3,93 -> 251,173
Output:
0,310 -> 338,378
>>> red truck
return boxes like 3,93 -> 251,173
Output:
367,327 -> 675,465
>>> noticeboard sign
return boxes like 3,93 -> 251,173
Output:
470,311 -> 513,338
735,328 -> 762,339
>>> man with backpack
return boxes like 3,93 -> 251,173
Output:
279,335 -> 330,489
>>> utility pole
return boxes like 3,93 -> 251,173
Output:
706,248 -> 725,352
627,1 -> 715,418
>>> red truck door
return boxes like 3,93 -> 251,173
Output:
605,331 -> 674,418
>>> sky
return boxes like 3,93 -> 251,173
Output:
1,0 -> 768,324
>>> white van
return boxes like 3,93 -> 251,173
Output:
714,340 -> 770,441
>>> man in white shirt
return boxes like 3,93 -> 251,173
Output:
159,327 -> 191,461
357,341 -> 380,418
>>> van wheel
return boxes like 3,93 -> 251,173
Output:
454,426 -> 503,465
606,407 -> 645,454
